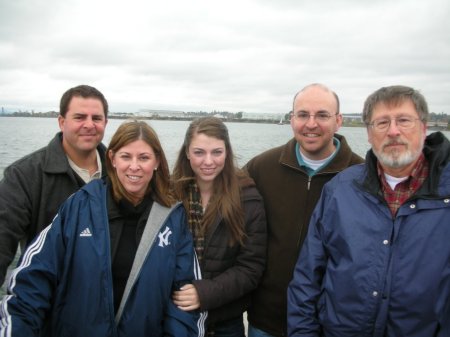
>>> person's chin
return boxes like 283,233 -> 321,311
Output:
199,174 -> 217,182
78,142 -> 98,151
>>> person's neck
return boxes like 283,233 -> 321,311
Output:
63,142 -> 98,175
130,196 -> 144,207
299,142 -> 336,161
382,161 -> 416,178
197,180 -> 213,209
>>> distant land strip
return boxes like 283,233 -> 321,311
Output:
1,111 -> 448,130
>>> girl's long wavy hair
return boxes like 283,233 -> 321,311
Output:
172,117 -> 246,245
106,120 -> 173,207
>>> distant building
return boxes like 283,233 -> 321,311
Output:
110,112 -> 134,118
342,113 -> 363,123
428,120 -> 448,129
242,112 -> 283,120
138,109 -> 187,118
213,113 -> 226,119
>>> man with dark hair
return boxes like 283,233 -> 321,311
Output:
246,83 -> 364,337
0,85 -> 108,285
288,85 -> 450,336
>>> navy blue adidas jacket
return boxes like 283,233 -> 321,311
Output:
0,179 -> 204,337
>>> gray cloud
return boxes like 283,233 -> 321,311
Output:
0,0 -> 449,115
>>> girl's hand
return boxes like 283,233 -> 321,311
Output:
172,283 -> 200,311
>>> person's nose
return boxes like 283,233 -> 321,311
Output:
129,158 -> 141,170
204,154 -> 213,165
305,114 -> 318,128
386,119 -> 401,136
83,116 -> 95,129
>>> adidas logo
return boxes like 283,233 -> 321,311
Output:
79,228 -> 92,237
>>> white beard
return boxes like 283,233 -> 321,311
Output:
373,139 -> 424,169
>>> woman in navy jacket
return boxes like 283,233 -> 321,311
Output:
0,120 -> 204,336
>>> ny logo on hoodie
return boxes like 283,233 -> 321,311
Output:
158,226 -> 172,247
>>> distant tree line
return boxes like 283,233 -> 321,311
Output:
1,110 -> 449,129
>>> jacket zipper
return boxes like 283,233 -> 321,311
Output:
297,170 -> 340,247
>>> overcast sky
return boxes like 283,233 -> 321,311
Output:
0,0 -> 449,115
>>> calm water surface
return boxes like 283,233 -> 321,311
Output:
1,116 -> 449,178
0,117 -> 376,178
0,116 -> 449,293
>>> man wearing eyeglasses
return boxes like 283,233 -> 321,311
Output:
245,83 -> 363,337
288,85 -> 450,336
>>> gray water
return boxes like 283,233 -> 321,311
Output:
0,116 -> 375,178
0,116 -> 449,295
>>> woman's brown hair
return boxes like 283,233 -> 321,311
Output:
106,119 -> 173,207
172,117 -> 246,245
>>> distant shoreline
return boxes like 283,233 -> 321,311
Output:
1,114 -> 448,130
0,113 -> 367,127
0,113 -> 291,124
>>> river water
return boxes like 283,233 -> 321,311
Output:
0,117 -> 449,294
0,116 -> 377,178
2,116 -> 449,176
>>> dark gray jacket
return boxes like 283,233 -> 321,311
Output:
0,132 -> 106,285
192,178 -> 267,328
